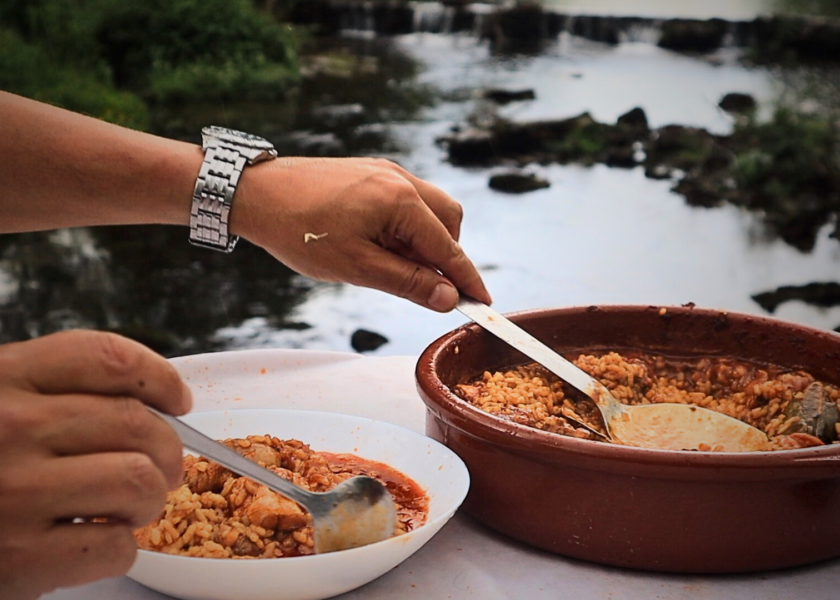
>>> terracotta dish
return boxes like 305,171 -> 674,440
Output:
415,305 -> 840,573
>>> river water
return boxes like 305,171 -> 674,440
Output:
1,7 -> 839,358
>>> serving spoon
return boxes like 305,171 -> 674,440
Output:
456,297 -> 771,452
149,408 -> 398,553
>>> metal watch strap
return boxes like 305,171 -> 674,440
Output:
189,143 -> 248,252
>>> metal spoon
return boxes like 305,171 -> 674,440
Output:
149,408 -> 398,552
456,297 -> 770,452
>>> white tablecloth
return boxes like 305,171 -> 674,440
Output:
44,349 -> 840,600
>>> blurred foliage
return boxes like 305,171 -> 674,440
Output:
774,0 -> 840,17
0,0 -> 302,128
732,108 -> 839,203
0,28 -> 149,129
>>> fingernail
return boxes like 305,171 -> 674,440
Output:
180,382 -> 194,414
429,283 -> 458,312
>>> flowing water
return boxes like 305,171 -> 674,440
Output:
1,4 -> 839,358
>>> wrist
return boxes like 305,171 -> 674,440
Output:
188,127 -> 277,252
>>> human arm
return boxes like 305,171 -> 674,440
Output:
0,91 -> 491,311
0,330 -> 191,600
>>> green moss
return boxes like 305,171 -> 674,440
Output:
546,122 -> 609,159
731,108 -> 838,200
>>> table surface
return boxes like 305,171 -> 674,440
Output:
44,349 -> 840,600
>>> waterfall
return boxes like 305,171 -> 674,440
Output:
286,1 -> 818,54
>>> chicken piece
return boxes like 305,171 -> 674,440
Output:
223,438 -> 283,468
242,486 -> 308,532
183,457 -> 233,494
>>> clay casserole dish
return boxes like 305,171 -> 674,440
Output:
415,305 -> 840,573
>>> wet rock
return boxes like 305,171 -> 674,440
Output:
286,0 -> 343,35
604,145 -> 637,168
645,125 -> 715,173
280,321 -> 313,331
752,15 -> 840,63
616,107 -> 649,132
352,123 -> 389,150
658,18 -> 728,53
498,112 -> 603,160
441,103 -> 837,252
351,329 -> 389,353
310,103 -> 366,127
488,171 -> 550,194
439,127 -> 496,165
751,282 -> 840,314
644,164 -> 675,180
764,199 -> 833,252
283,131 -> 345,157
371,3 -> 414,35
718,93 -> 757,114
570,15 -> 622,45
701,143 -> 734,172
718,92 -> 757,114
480,4 -> 555,52
482,88 -> 536,104
672,177 -> 725,208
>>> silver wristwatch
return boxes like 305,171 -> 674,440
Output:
189,126 -> 278,252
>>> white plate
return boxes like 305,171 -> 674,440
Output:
127,409 -> 470,600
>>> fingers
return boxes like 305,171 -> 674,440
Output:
389,200 -> 491,310
345,240 -> 474,312
51,453 -> 169,526
5,453 -> 169,527
4,330 -> 192,415
38,522 -> 139,591
27,393 -> 183,488
387,166 -> 491,308
399,169 -> 463,241
0,522 -> 138,599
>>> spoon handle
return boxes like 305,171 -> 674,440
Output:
456,297 -> 623,424
148,408 -> 313,508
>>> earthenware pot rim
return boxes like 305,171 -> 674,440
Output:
416,304 -> 840,480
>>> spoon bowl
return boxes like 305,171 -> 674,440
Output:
456,297 -> 769,451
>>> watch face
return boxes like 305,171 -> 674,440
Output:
202,126 -> 274,151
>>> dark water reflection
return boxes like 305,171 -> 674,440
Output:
0,227 -> 309,356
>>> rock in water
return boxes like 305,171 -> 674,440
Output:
351,329 -> 389,353
489,171 -> 550,194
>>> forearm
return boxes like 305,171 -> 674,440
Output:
0,91 -> 201,234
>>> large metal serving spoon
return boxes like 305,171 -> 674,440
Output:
149,409 -> 398,553
457,297 -> 771,452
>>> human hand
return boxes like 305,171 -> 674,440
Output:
0,331 -> 191,600
234,157 -> 492,312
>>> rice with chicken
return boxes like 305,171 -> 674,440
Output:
134,435 -> 428,558
455,351 -> 840,451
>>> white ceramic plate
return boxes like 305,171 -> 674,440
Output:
127,409 -> 470,600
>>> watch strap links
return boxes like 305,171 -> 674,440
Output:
189,145 -> 249,252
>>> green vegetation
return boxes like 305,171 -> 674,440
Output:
775,0 -> 840,18
731,108 -> 839,205
0,0 -> 302,129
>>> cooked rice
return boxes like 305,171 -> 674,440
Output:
455,351 -> 840,451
